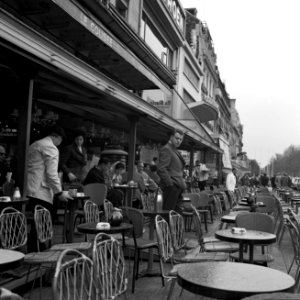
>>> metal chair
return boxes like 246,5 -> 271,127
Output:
52,248 -> 96,300
191,205 -> 239,253
84,200 -> 101,223
92,233 -> 127,299
122,206 -> 159,293
34,205 -> 91,253
0,207 -> 27,250
103,199 -> 114,222
155,214 -> 228,300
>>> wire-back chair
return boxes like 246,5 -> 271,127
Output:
52,248 -> 96,300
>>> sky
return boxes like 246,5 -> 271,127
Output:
180,0 -> 300,167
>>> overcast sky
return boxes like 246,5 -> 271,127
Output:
180,0 -> 300,167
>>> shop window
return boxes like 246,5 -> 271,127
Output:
140,13 -> 173,68
182,89 -> 195,104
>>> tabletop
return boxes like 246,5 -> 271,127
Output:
77,222 -> 133,235
0,249 -> 25,269
215,229 -> 276,245
177,262 -> 295,300
242,292 -> 300,300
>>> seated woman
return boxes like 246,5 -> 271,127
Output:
111,161 -> 126,185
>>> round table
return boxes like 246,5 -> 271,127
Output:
0,249 -> 24,270
242,292 -> 300,300
77,221 -> 133,235
215,229 -> 276,263
177,262 -> 295,300
0,198 -> 28,213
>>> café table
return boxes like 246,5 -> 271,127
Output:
242,292 -> 300,300
177,262 -> 295,300
0,249 -> 24,271
63,194 -> 90,243
219,211 -> 249,229
139,209 -> 169,276
112,184 -> 138,207
77,222 -> 133,246
215,229 -> 276,263
0,198 -> 28,213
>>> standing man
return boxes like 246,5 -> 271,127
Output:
26,125 -> 71,250
157,128 -> 186,212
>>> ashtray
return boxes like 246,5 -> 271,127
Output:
0,196 -> 11,202
96,222 -> 111,229
76,192 -> 85,197
231,227 -> 247,234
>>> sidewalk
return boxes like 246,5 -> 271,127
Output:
22,213 -> 296,300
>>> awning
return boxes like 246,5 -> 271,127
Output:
219,139 -> 232,170
187,101 -> 218,123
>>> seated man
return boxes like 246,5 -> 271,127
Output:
83,158 -> 123,207
137,160 -> 158,192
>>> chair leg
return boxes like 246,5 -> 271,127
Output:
132,248 -> 138,293
136,249 -> 141,280
167,278 -> 176,300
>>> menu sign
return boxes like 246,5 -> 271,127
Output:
161,0 -> 184,33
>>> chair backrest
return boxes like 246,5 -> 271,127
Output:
198,191 -> 210,206
236,212 -> 275,233
155,215 -> 174,264
92,233 -> 127,299
140,192 -> 155,211
122,206 -> 144,238
53,248 -> 95,300
34,204 -> 53,251
0,207 -> 27,250
256,196 -> 276,214
190,204 -> 204,247
84,200 -> 100,223
285,216 -> 300,267
169,210 -> 185,251
103,199 -> 114,222
83,183 -> 107,208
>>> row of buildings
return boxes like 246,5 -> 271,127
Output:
0,0 -> 249,193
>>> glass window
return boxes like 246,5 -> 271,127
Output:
140,14 -> 173,67
183,59 -> 200,89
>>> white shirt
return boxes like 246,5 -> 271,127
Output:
226,172 -> 236,192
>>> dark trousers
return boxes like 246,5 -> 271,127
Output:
162,185 -> 183,213
198,180 -> 207,191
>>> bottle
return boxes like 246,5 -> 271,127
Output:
13,187 -> 21,201
156,188 -> 163,211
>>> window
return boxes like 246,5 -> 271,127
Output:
182,89 -> 195,104
140,13 -> 173,67
110,0 -> 128,19
183,59 -> 200,89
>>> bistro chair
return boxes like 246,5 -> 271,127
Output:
122,206 -> 159,293
103,199 -> 114,222
92,233 -> 127,299
0,207 -> 27,250
33,205 -> 91,253
229,212 -> 275,266
52,248 -> 96,300
191,205 -> 239,253
74,183 -> 107,227
155,214 -> 228,300
168,210 -> 199,252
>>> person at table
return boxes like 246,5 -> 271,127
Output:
157,128 -> 186,212
137,160 -> 158,192
122,164 -> 146,208
111,161 -> 126,185
60,129 -> 88,184
83,157 -> 123,207
0,145 -> 14,196
148,164 -> 160,186
192,161 -> 209,191
26,125 -> 71,250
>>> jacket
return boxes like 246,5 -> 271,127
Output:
157,143 -> 186,190
27,136 -> 62,204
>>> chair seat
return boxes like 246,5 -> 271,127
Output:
24,250 -> 62,264
204,241 -> 239,253
125,237 -> 158,249
229,251 -> 274,263
50,242 -> 91,251
174,252 -> 228,263
184,238 -> 199,249
232,205 -> 251,211
203,236 -> 221,243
